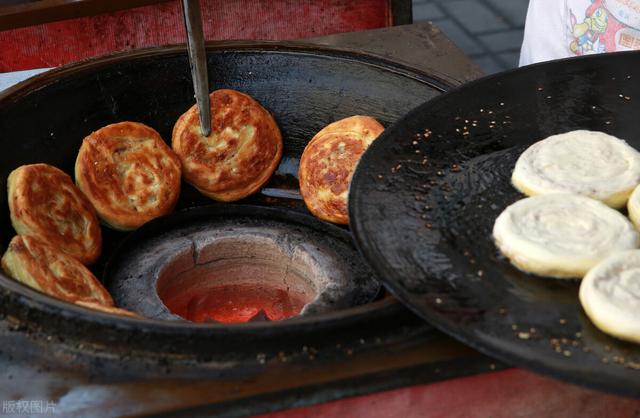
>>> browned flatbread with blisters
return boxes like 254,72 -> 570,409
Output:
1,235 -> 113,306
75,122 -> 182,231
8,163 -> 101,265
172,89 -> 282,202
299,115 -> 384,224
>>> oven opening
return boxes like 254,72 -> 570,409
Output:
107,210 -> 380,323
156,235 -> 320,323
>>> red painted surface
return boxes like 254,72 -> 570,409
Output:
0,0 -> 393,71
165,283 -> 308,323
256,369 -> 640,418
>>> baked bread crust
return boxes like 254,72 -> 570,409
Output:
1,235 -> 113,306
75,122 -> 182,230
75,300 -> 140,318
8,163 -> 101,265
172,89 -> 282,201
299,115 -> 384,224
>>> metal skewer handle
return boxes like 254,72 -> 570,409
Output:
181,0 -> 211,137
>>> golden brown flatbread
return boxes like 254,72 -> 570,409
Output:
1,235 -> 113,306
8,163 -> 101,265
172,89 -> 282,201
75,121 -> 182,231
75,300 -> 140,318
299,115 -> 384,224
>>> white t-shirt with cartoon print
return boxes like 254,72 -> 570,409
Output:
520,0 -> 640,66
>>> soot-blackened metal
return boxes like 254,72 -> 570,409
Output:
350,50 -> 640,398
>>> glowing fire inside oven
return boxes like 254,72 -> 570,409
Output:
161,283 -> 309,323
155,235 -> 320,324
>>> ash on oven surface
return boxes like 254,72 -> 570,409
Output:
106,209 -> 380,321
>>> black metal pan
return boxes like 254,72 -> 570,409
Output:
350,51 -> 640,398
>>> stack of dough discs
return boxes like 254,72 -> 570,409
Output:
298,115 -> 384,224
512,130 -> 640,208
7,163 -> 101,265
75,121 -> 182,231
493,194 -> 639,278
172,89 -> 282,202
580,250 -> 640,343
1,235 -> 113,306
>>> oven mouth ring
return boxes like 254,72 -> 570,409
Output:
103,205 -> 380,328
0,276 -> 394,332
107,205 -> 379,323
155,244 -> 321,323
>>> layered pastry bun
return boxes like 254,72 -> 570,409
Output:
75,121 -> 182,231
627,184 -> 640,230
580,250 -> 640,344
493,193 -> 639,278
8,163 -> 101,265
1,235 -> 113,306
172,89 -> 282,202
512,130 -> 640,209
299,115 -> 384,224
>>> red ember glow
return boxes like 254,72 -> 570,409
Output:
163,283 -> 309,323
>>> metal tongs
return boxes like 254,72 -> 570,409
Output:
181,0 -> 211,137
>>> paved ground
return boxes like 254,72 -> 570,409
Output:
413,0 -> 530,74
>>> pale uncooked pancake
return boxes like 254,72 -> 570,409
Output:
580,250 -> 640,343
493,194 -> 639,278
512,130 -> 640,208
627,184 -> 640,230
